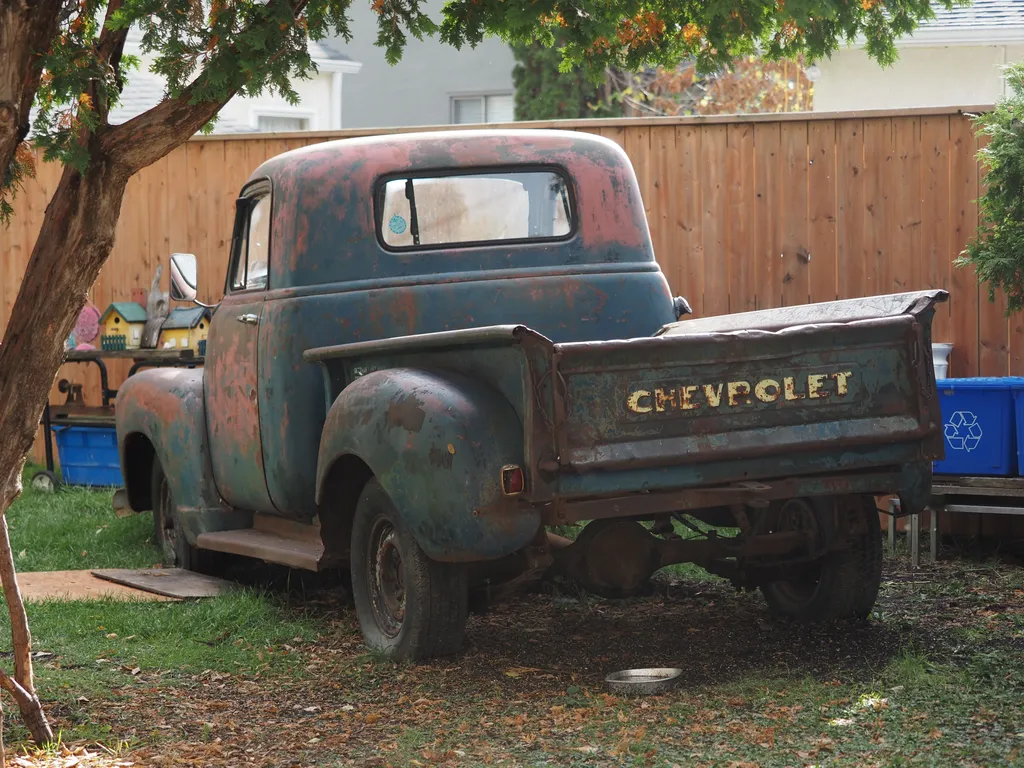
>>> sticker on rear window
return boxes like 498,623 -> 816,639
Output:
389,214 -> 407,235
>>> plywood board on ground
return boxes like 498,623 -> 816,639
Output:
12,570 -> 175,602
92,568 -> 234,598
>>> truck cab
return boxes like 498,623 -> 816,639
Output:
117,129 -> 946,661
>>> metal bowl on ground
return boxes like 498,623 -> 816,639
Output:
604,667 -> 682,695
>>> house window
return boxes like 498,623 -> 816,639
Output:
451,94 -> 514,125
256,115 -> 310,132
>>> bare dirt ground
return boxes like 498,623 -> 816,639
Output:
28,554 -> 1022,768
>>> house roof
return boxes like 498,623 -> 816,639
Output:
901,0 -> 1024,45
161,307 -> 211,330
107,67 -> 261,134
308,39 -> 353,63
101,302 -> 148,324
926,0 -> 1024,29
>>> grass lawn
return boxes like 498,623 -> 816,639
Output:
1,467 -> 1022,766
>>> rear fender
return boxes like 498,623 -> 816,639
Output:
315,368 -> 539,562
115,368 -> 250,543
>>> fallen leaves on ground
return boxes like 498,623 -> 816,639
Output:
11,556 -> 1024,767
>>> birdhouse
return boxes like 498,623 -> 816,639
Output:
158,307 -> 211,352
99,302 -> 148,351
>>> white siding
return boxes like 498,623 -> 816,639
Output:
813,44 -> 1024,111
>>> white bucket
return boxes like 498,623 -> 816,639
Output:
932,342 -> 953,381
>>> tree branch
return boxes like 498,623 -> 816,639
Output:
101,0 -> 311,174
0,0 -> 64,195
94,0 -> 130,125
99,81 -> 235,174
0,514 -> 33,695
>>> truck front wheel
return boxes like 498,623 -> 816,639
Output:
151,459 -> 206,572
759,495 -> 882,622
350,479 -> 468,661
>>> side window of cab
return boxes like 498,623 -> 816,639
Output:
229,187 -> 271,292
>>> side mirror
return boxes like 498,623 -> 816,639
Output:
673,296 -> 693,320
169,253 -> 198,303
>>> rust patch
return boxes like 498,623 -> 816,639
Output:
385,394 -> 426,432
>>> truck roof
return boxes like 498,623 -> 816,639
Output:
246,129 -> 657,291
250,129 -> 628,182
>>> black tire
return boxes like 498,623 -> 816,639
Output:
760,495 -> 882,622
350,479 -> 468,662
151,459 -> 210,572
849,496 -> 883,619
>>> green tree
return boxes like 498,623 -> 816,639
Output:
512,41 -> 615,121
0,0 -> 961,747
957,63 -> 1024,316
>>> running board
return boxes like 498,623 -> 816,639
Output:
195,515 -> 323,571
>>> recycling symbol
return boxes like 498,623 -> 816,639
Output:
944,410 -> 983,452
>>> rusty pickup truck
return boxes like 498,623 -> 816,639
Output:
116,129 -> 947,661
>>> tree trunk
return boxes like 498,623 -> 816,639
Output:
0,152 -> 132,746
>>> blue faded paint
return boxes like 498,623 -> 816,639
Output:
115,368 -> 251,542
260,270 -> 674,517
314,367 -> 538,562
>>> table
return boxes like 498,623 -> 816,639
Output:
34,348 -> 204,490
887,476 -> 1024,566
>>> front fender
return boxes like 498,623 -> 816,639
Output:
315,368 -> 539,562
115,368 -> 249,544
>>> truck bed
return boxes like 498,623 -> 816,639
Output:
306,289 -> 947,507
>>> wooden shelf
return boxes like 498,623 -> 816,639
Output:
65,349 -> 202,362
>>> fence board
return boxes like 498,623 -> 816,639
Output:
949,116 -> 980,377
674,126 -> 703,305
651,125 -> 675,283
0,110 -> 1011,465
837,120 -> 865,300
807,120 -> 837,303
753,122 -> 781,309
862,118 -> 892,299
780,121 -> 809,307
726,123 -> 756,313
892,117 -> 921,294
920,116 -> 952,345
701,125 -> 728,317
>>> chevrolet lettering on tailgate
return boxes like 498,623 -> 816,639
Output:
626,370 -> 854,415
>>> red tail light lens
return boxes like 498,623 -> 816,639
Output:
501,465 -> 525,496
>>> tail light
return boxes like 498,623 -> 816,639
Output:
501,465 -> 525,496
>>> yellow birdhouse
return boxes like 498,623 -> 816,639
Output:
158,307 -> 211,353
99,303 -> 148,351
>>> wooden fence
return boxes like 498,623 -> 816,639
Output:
3,106 -> 1020,483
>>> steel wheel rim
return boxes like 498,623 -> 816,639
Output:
368,518 -> 405,638
31,474 -> 54,492
157,475 -> 180,566
769,498 -> 822,602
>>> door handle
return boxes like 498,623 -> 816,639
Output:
236,313 -> 259,326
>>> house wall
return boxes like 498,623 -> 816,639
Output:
813,44 -> 1024,111
338,0 -> 515,128
218,75 -> 336,131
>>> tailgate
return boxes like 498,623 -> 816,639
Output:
551,291 -> 946,475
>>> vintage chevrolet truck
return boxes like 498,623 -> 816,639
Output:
116,129 -> 947,661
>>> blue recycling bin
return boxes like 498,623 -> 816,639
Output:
1014,382 -> 1024,476
51,425 -> 124,487
933,378 -> 1023,477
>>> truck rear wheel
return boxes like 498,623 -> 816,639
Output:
760,495 -> 882,622
350,479 -> 468,662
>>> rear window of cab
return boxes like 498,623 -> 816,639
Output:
374,168 -> 576,251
